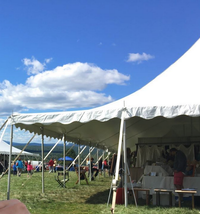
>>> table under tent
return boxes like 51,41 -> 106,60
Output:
7,38 -> 200,212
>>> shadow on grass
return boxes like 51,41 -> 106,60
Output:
85,189 -> 110,204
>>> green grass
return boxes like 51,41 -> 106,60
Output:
0,171 -> 199,214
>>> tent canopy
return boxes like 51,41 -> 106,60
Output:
0,140 -> 39,156
58,156 -> 74,161
10,38 -> 200,152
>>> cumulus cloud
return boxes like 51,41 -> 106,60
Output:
127,52 -> 154,63
22,57 -> 52,75
0,60 -> 130,116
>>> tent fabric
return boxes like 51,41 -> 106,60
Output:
58,156 -> 74,161
10,38 -> 200,152
0,140 -> 39,156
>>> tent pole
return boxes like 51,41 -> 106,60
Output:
78,144 -> 80,185
65,143 -> 75,156
7,122 -> 13,200
123,120 -> 128,207
97,149 -> 99,179
0,118 -> 8,132
44,139 -> 61,161
80,147 -> 95,166
111,110 -> 125,213
94,153 -> 104,165
89,147 -> 92,181
66,145 -> 86,171
41,127 -> 45,194
63,135 -> 66,187
0,119 -> 9,142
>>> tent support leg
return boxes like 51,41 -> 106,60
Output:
123,120 -> 128,207
97,149 -> 99,179
89,147 -> 92,181
80,147 -> 95,166
41,128 -> 45,194
78,145 -> 80,184
44,139 -> 62,161
111,110 -> 125,213
66,145 -> 86,171
7,123 -> 13,200
63,135 -> 66,187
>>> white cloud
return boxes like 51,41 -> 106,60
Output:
0,60 -> 130,116
127,52 -> 154,63
22,56 -> 52,75
45,58 -> 52,64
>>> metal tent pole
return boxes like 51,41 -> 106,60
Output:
0,119 -> 9,142
44,139 -> 61,161
80,147 -> 95,166
63,135 -> 66,187
7,123 -> 13,200
41,127 -> 45,194
66,146 -> 86,171
78,144 -> 81,185
0,118 -> 9,132
89,147 -> 92,181
123,120 -> 128,207
97,149 -> 99,179
111,109 -> 125,213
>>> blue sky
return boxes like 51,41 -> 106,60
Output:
0,1 -> 200,143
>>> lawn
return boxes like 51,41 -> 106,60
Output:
0,171 -> 199,214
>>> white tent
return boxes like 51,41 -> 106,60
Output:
8,38 -> 200,208
0,140 -> 39,157
9,38 -> 200,152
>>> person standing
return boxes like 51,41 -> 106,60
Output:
90,157 -> 99,180
170,148 -> 187,201
16,157 -> 24,177
13,162 -> 17,175
27,161 -> 33,177
48,158 -> 54,173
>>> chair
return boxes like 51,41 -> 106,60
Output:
55,171 -> 69,187
75,167 -> 89,185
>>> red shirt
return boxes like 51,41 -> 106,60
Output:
48,159 -> 54,166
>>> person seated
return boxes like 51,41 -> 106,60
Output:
0,199 -> 30,214
75,166 -> 89,184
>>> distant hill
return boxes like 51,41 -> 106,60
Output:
4,140 -> 104,162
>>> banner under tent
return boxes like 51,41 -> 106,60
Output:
8,38 -> 200,211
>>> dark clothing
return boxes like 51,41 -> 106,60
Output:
174,150 -> 187,172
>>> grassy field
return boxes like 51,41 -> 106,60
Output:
0,171 -> 199,214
